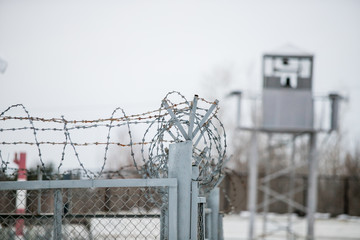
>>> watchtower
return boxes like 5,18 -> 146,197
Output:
229,45 -> 344,240
262,45 -> 314,132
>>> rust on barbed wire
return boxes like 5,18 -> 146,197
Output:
0,141 -> 174,146
0,102 -> 189,123
0,91 -> 226,192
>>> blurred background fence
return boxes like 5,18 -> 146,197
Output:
219,171 -> 360,217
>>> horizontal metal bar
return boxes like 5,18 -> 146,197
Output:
236,126 -> 322,134
0,178 -> 177,190
0,214 -> 161,219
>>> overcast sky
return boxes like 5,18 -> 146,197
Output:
1,0 -> 359,170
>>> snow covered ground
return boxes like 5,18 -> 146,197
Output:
223,212 -> 360,240
4,212 -> 359,239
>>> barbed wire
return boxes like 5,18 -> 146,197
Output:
0,104 -> 186,124
139,91 -> 227,193
0,141 -> 169,146
0,91 -> 227,192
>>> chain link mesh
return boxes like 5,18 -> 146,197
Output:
0,183 -> 169,240
197,202 -> 205,240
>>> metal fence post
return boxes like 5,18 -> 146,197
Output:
168,141 -> 192,240
218,213 -> 224,240
207,187 -> 220,240
205,208 -> 212,240
344,177 -> 349,215
191,166 -> 199,239
191,165 -> 204,240
248,130 -> 258,240
168,183 -> 178,240
307,132 -> 318,240
54,189 -> 63,240
160,204 -> 168,240
37,165 -> 42,215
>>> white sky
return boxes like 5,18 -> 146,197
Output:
1,0 -> 359,170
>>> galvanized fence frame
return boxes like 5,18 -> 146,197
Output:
0,178 -> 178,240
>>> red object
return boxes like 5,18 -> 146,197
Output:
14,152 -> 27,237
14,152 -> 27,180
15,209 -> 25,236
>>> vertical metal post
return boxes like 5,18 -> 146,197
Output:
208,187 -> 220,240
236,92 -> 242,128
54,189 -> 63,240
287,135 -> 296,239
343,177 -> 349,215
205,208 -> 212,240
168,141 -> 192,240
329,93 -> 341,131
218,213 -> 224,240
306,133 -> 318,240
37,165 -> 42,215
191,165 -> 200,240
262,134 -> 272,239
248,130 -> 259,240
168,184 -> 178,240
160,204 -> 168,240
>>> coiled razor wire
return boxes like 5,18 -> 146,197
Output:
0,92 -> 227,192
141,92 -> 227,193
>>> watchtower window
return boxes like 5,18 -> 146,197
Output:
263,52 -> 313,90
282,57 -> 289,65
299,59 -> 311,78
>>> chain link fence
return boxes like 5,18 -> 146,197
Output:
0,178 -> 176,240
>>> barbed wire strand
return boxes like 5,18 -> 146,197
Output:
0,92 -> 227,193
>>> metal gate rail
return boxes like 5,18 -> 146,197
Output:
0,178 -> 177,240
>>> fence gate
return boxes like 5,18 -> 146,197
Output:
0,178 -> 177,240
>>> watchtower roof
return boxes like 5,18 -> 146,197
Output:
264,44 -> 313,58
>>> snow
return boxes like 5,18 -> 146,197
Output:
3,211 -> 359,239
223,213 -> 360,240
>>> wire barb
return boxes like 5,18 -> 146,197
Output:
0,92 -> 227,192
